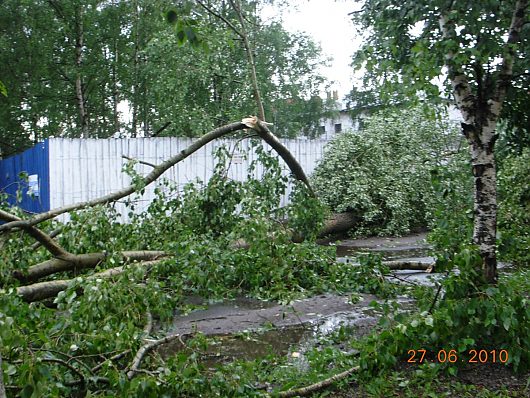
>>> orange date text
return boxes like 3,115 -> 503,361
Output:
407,349 -> 509,364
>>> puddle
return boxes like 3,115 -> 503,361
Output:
156,295 -> 415,367
155,233 -> 437,367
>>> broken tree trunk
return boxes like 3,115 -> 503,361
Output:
13,251 -> 167,283
318,212 -> 361,238
16,260 -> 163,302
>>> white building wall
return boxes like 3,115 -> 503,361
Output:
48,137 -> 330,221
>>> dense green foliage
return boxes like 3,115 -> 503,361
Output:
0,0 -> 331,155
1,143 -> 528,396
348,0 -> 528,128
497,149 -> 530,266
0,144 -> 407,396
358,248 -> 530,375
312,106 -> 462,236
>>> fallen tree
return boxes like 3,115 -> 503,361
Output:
13,250 -> 167,283
16,260 -> 164,302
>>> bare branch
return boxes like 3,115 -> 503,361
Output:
228,0 -> 266,121
122,155 -> 157,168
91,349 -> 131,373
275,366 -> 359,397
127,333 -> 191,379
195,0 -> 243,38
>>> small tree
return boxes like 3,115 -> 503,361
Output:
352,0 -> 528,283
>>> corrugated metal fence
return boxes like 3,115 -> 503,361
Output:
47,137 -> 330,221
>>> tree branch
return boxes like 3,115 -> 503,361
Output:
126,333 -> 191,379
16,259 -> 164,302
492,0 -> 528,118
242,117 -> 315,195
0,209 -> 69,258
0,122 -> 247,232
274,366 -> 359,397
229,0 -> 266,121
195,0 -> 243,39
14,251 -> 167,283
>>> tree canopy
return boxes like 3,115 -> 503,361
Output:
0,0 -> 331,156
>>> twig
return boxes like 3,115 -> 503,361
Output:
428,281 -> 444,314
41,358 -> 86,387
127,333 -> 191,379
151,121 -> 171,137
273,365 -> 360,397
388,273 -> 420,285
122,155 -> 157,169
195,0 -> 243,38
91,349 -> 131,373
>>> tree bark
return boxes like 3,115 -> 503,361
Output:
16,260 -> 163,302
439,1 -> 527,283
13,250 -> 167,283
318,212 -> 361,237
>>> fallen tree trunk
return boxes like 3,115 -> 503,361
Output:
384,260 -> 434,271
13,251 -> 167,283
318,212 -> 361,238
16,260 -> 163,302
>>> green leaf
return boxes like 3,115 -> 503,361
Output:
0,79 -> 7,97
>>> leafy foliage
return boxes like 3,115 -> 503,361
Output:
497,149 -> 530,266
312,106 -> 462,236
358,248 -> 530,376
0,0 -> 331,154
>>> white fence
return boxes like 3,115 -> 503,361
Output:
48,137 -> 331,221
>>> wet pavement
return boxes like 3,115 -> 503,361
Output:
155,233 -> 436,363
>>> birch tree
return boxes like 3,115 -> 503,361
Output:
352,0 -> 528,283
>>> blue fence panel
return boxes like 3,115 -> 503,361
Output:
0,140 -> 50,213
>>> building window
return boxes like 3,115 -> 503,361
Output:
319,126 -> 326,134
334,123 -> 342,133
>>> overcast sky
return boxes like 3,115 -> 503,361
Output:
262,0 -> 363,100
